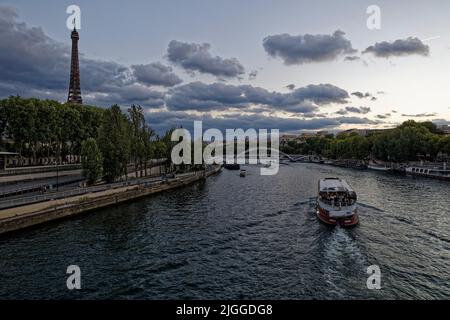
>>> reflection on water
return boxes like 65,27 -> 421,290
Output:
0,163 -> 449,299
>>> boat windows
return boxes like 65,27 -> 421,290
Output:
319,192 -> 356,207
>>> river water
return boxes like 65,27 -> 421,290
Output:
0,163 -> 449,299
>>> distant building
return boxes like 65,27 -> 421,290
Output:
280,134 -> 301,145
300,132 -> 316,139
281,131 -> 333,145
316,130 -> 330,137
438,125 -> 450,135
340,128 -> 385,137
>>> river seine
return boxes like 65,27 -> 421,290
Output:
0,163 -> 449,299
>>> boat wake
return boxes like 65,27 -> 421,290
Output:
319,227 -> 369,298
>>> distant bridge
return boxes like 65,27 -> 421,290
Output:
230,148 -> 322,163
280,154 -> 323,162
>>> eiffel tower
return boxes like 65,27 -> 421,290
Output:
67,22 -> 82,104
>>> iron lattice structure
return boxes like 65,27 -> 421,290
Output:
67,28 -> 82,104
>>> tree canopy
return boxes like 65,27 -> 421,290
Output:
1,96 -> 176,182
281,120 -> 450,162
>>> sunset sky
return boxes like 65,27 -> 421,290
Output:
1,0 -> 450,133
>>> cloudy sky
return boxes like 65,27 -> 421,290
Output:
1,0 -> 450,133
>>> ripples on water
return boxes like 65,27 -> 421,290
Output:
0,163 -> 449,299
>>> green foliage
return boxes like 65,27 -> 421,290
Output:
128,105 -> 155,176
81,138 -> 103,184
1,96 -> 178,181
1,96 -> 105,159
281,120 -> 449,162
438,135 -> 450,156
371,124 -> 435,162
97,105 -> 131,182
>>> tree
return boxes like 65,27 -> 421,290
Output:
142,126 -> 155,176
81,138 -> 103,185
98,105 -> 131,182
128,105 -> 148,177
1,96 -> 105,164
438,136 -> 450,156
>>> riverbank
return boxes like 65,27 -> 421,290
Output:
0,165 -> 221,235
289,156 -> 450,181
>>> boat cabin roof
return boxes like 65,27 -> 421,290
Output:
319,178 -> 354,193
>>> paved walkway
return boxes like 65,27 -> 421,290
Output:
0,184 -> 139,220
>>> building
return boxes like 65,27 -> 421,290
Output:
280,134 -> 300,146
280,131 -> 332,146
340,128 -> 385,137
300,132 -> 317,139
316,130 -> 330,137
67,25 -> 82,104
438,125 -> 450,135
0,152 -> 19,170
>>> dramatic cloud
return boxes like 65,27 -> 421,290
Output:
286,84 -> 296,90
401,113 -> 437,118
146,110 -> 381,134
248,70 -> 258,80
351,92 -> 371,99
336,109 -> 349,115
167,40 -> 245,79
89,84 -> 166,108
0,6 -> 166,108
335,116 -> 380,125
347,106 -> 371,114
376,113 -> 391,119
0,6 -> 390,135
0,6 -> 70,92
363,37 -> 430,58
263,30 -> 356,65
165,82 -> 349,112
344,55 -> 360,62
131,62 -> 182,87
336,106 -> 371,115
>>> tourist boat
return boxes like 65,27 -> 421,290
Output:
262,161 -> 272,168
316,178 -> 359,227
239,169 -> 247,177
405,165 -> 450,181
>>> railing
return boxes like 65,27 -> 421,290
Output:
0,165 -> 219,211
0,159 -> 167,177
0,164 -> 81,177
0,176 -> 162,210
0,176 -> 86,198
